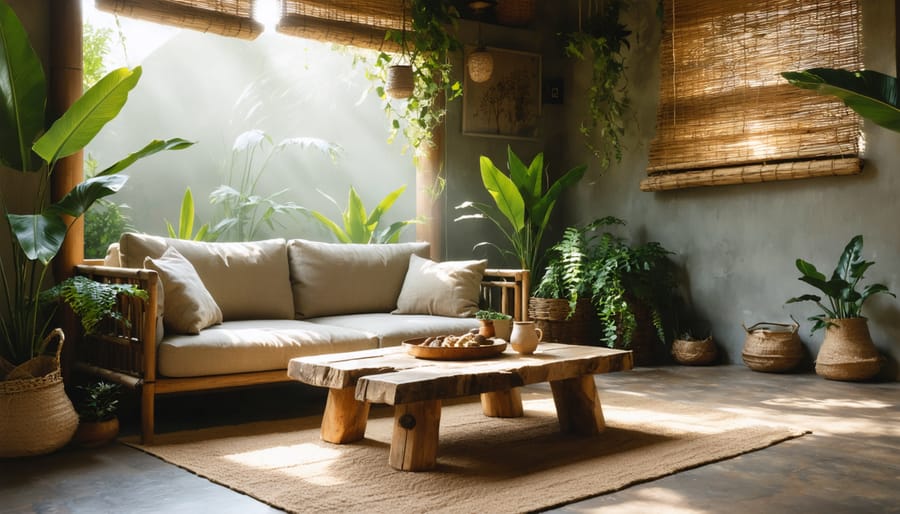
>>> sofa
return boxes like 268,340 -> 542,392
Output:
74,233 -> 529,443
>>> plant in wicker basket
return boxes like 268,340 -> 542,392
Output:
786,235 -> 894,381
532,217 -> 679,352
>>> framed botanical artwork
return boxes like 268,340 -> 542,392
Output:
462,47 -> 542,140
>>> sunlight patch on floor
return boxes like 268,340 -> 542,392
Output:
224,443 -> 346,485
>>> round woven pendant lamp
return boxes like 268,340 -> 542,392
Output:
467,48 -> 494,83
386,64 -> 414,99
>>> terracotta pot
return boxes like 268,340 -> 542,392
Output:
478,319 -> 495,338
73,417 -> 120,448
815,317 -> 882,381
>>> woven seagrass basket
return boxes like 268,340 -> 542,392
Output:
0,329 -> 79,458
672,336 -> 717,365
815,317 -> 882,382
741,321 -> 804,373
528,297 -> 595,345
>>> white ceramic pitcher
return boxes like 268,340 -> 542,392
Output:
510,321 -> 542,355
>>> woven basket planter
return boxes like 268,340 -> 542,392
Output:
386,65 -> 414,99
0,329 -> 79,457
816,317 -> 882,381
672,337 -> 717,365
741,321 -> 804,373
528,297 -> 595,345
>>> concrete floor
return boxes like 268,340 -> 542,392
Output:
2,365 -> 898,513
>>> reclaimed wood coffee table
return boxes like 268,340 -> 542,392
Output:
287,342 -> 632,471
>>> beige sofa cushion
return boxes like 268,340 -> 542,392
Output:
143,246 -> 223,335
306,313 -> 479,348
287,239 -> 429,318
119,233 -> 293,321
157,319 -> 379,377
393,254 -> 487,317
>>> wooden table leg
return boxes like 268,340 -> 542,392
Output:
389,399 -> 441,471
549,374 -> 605,436
481,387 -> 524,417
321,387 -> 370,444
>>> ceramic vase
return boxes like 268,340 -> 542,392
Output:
510,321 -> 542,355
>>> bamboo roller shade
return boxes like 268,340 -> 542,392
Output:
642,0 -> 863,192
277,0 -> 411,52
95,0 -> 263,40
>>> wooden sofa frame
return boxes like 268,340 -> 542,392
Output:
73,263 -> 530,444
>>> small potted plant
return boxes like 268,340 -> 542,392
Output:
73,381 -> 122,448
475,309 -> 514,340
786,235 -> 894,381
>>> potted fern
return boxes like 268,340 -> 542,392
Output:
73,381 -> 122,448
531,217 -> 679,363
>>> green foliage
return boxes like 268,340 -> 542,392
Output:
83,21 -> 113,90
210,130 -> 340,242
304,185 -> 422,244
781,68 -> 900,133
563,0 -> 631,168
0,4 -> 194,365
83,154 -> 134,259
41,275 -> 147,336
454,146 -> 587,273
475,309 -> 512,321
368,0 -> 462,150
533,217 -> 678,348
166,187 -> 212,241
76,381 -> 121,422
786,235 -> 895,334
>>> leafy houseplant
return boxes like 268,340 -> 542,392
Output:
532,217 -> 678,351
475,309 -> 513,340
786,235 -> 894,333
303,185 -> 422,244
454,146 -> 587,274
563,0 -> 632,168
475,309 -> 513,321
166,187 -> 213,241
73,381 -> 122,448
371,0 -> 462,150
781,68 -> 900,133
0,2 -> 193,366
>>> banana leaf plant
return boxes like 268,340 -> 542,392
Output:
0,2 -> 193,365
166,187 -> 213,241
786,235 -> 895,334
303,185 -> 422,244
454,146 -> 587,273
781,68 -> 900,133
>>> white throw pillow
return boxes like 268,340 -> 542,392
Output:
393,254 -> 487,317
144,246 -> 223,335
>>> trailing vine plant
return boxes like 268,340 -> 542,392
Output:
563,0 -> 632,168
370,0 -> 462,151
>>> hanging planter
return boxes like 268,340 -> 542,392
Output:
386,64 -> 415,99
496,0 -> 536,26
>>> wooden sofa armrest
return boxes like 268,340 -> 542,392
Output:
481,268 -> 531,321
74,264 -> 159,386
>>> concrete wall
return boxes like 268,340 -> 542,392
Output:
554,0 -> 899,378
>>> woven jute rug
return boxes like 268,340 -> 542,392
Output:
124,390 -> 807,513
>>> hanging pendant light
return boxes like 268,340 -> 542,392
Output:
386,0 -> 414,99
467,4 -> 494,83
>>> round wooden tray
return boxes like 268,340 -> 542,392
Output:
403,337 -> 507,360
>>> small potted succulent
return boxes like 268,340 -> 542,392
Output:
475,310 -> 514,340
73,381 -> 122,448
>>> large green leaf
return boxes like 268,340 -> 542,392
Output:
531,163 -> 588,231
367,185 -> 406,227
97,138 -> 194,176
7,211 -> 66,264
309,210 -> 350,243
782,69 -> 900,133
33,66 -> 142,165
51,174 -> 127,218
345,187 -> 368,243
0,2 -> 45,171
480,155 -> 525,233
831,234 -> 863,282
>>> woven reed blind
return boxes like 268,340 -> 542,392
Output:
277,0 -> 410,52
641,0 -> 863,192
95,0 -> 263,40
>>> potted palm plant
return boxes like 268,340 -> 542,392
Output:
0,2 -> 192,457
786,235 -> 894,381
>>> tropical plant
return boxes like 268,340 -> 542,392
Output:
781,68 -> 900,133
454,146 -> 587,273
166,187 -> 213,241
786,235 -> 895,334
42,276 -> 147,336
83,154 -> 134,258
75,381 -> 121,422
304,185 -> 422,244
533,217 -> 678,348
209,129 -> 340,242
368,0 -> 462,150
563,0 -> 632,168
0,3 -> 193,365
